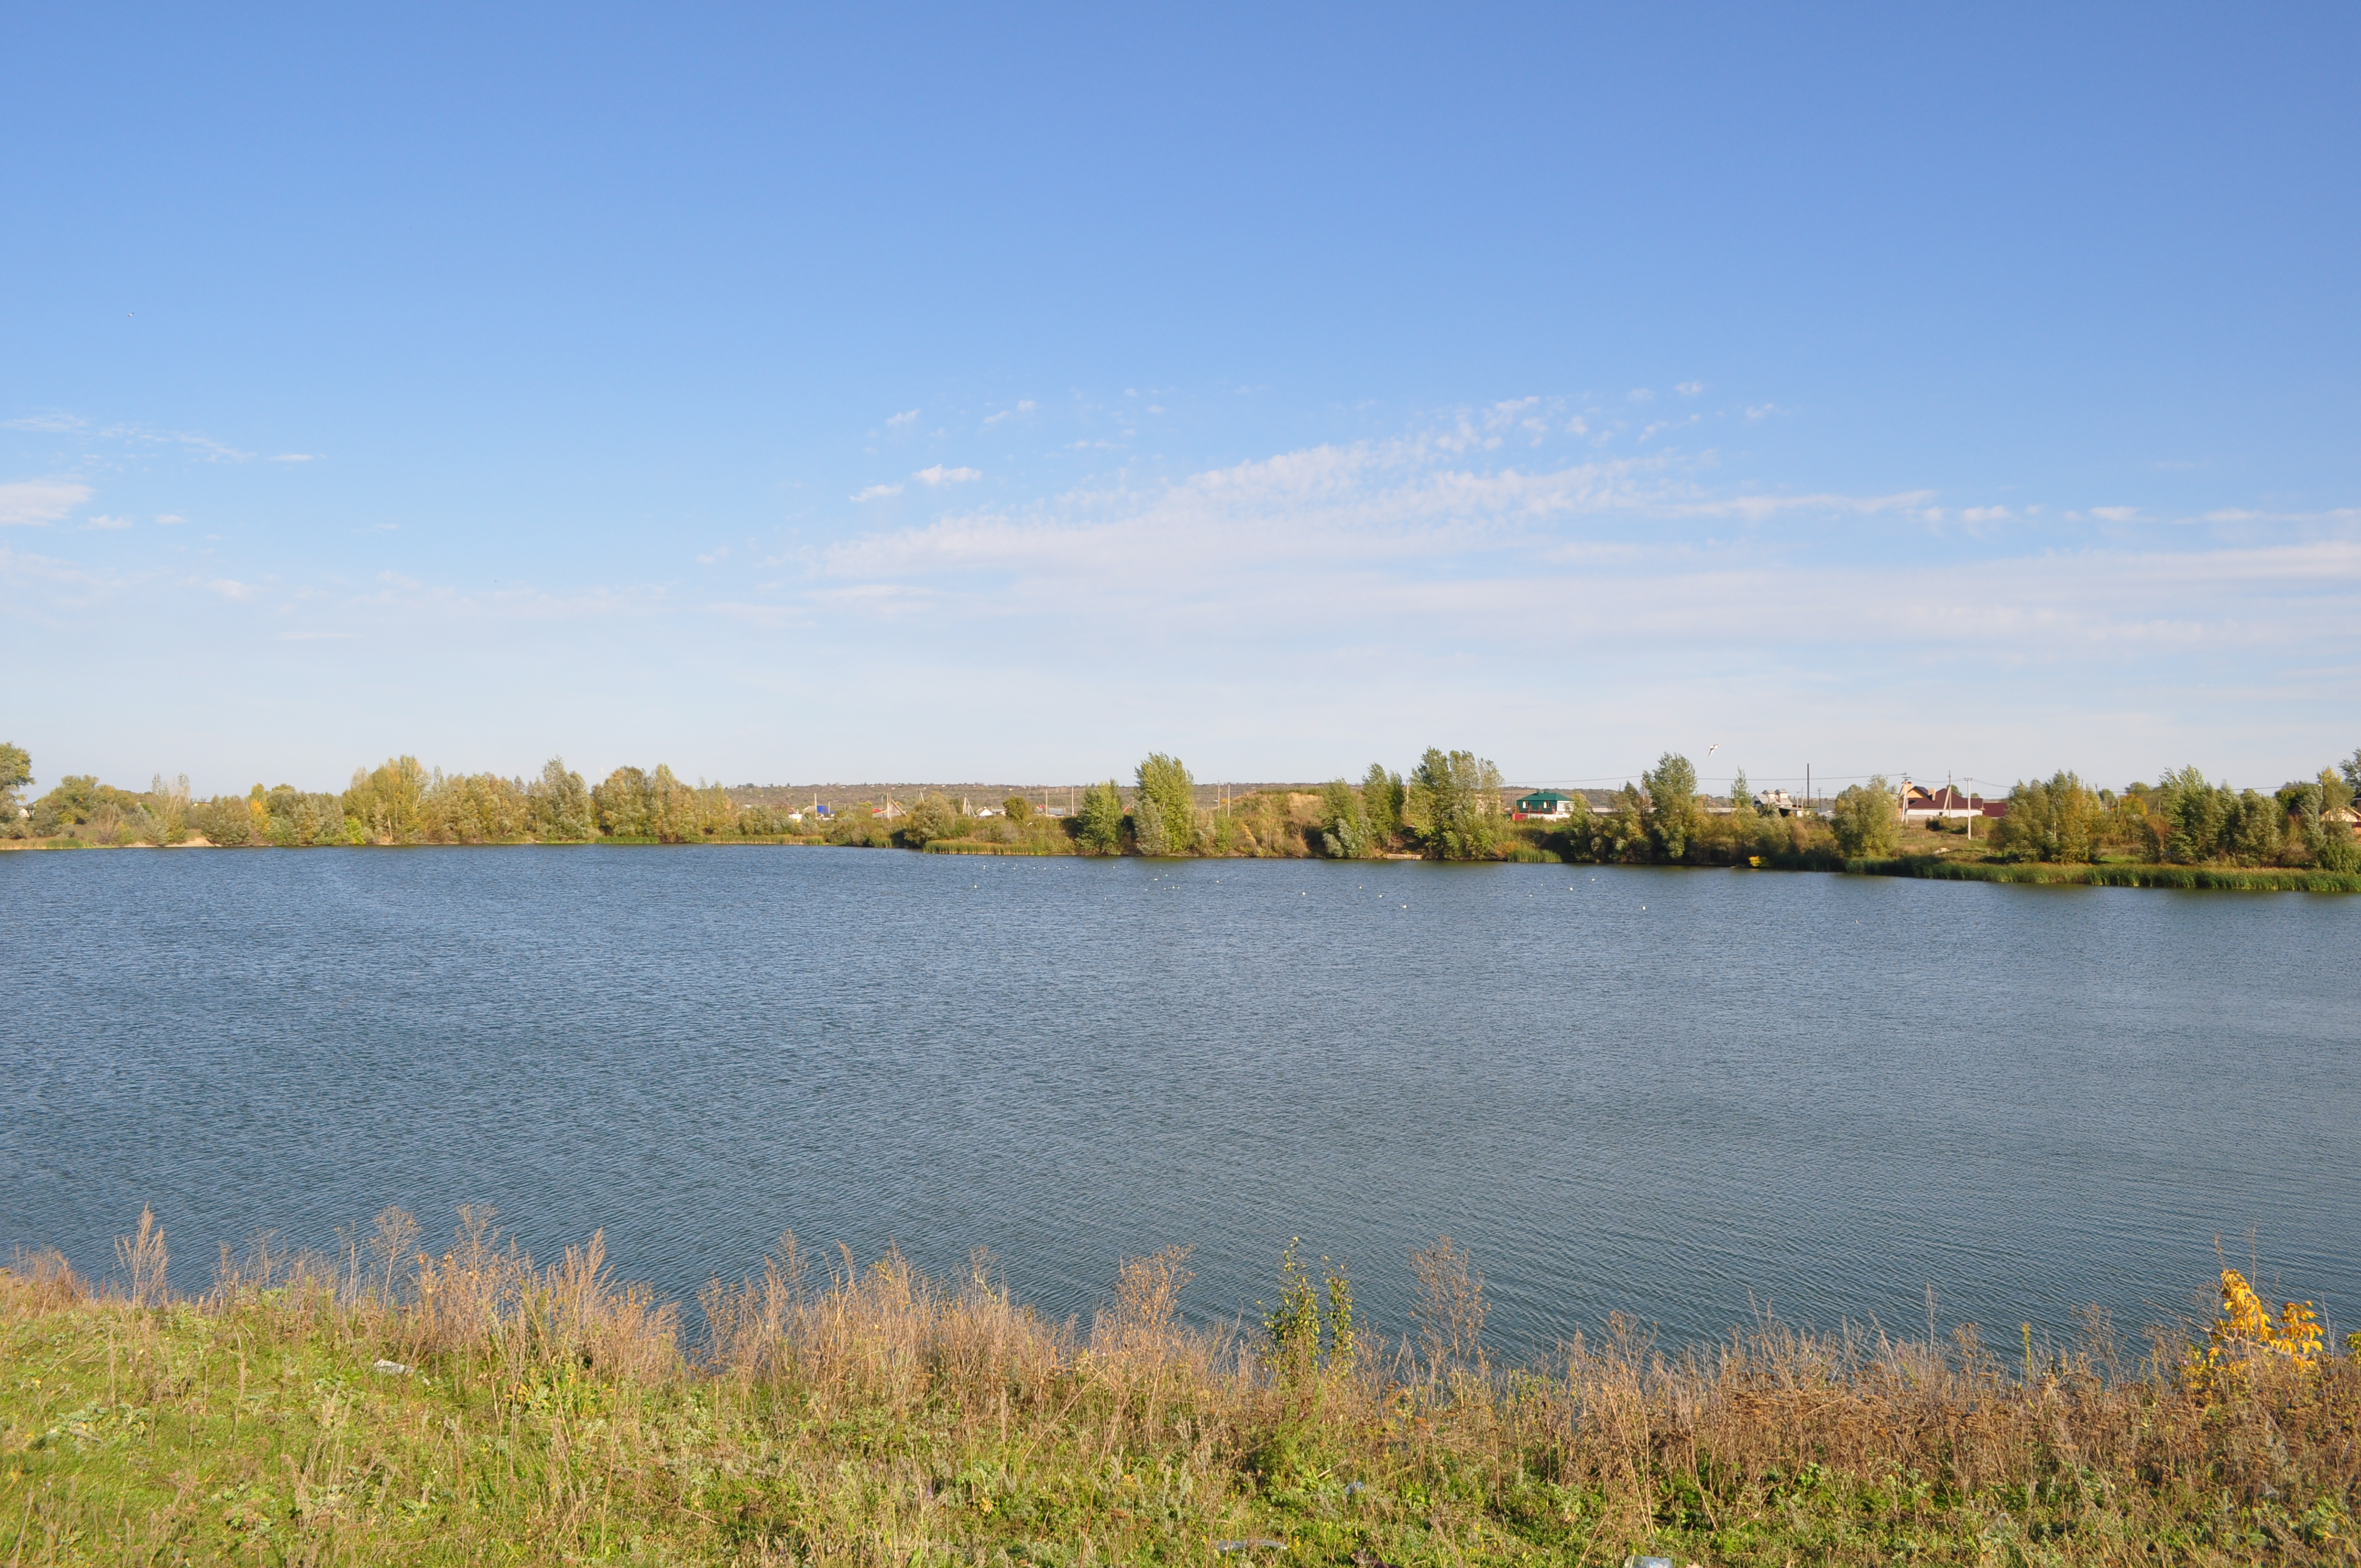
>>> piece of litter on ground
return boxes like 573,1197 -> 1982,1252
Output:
372,1358 -> 410,1375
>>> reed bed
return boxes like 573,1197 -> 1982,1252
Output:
3,1210 -> 2355,1566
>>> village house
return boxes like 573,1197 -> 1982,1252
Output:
1902,783 -> 2006,821
1510,789 -> 1579,821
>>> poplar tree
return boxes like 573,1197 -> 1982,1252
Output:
1319,780 -> 1373,858
1361,763 -> 1405,847
1076,779 -> 1126,854
1642,752 -> 1700,860
1407,747 -> 1503,860
1132,753 -> 1197,857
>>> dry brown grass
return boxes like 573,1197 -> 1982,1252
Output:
3,1211 -> 2357,1565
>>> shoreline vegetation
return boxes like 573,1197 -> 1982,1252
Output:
4,1213 -> 2357,1567
3,740 -> 2358,892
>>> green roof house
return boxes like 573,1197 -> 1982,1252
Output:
1511,790 -> 1578,821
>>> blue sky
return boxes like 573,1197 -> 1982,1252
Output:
4,4 -> 2357,798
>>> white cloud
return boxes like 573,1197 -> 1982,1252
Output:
155,513 -> 187,526
2090,506 -> 2141,522
982,400 -> 1038,427
853,483 -> 904,503
86,514 -> 133,530
0,478 -> 92,527
271,453 -> 319,463
208,579 -> 257,601
2,413 -> 87,433
1960,506 -> 2012,523
886,409 -> 920,427
1744,404 -> 1791,421
916,464 -> 981,486
1675,382 -> 1705,396
1626,388 -> 1655,402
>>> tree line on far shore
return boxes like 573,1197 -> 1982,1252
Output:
2,739 -> 2355,870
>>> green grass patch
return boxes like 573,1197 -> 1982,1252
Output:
7,1226 -> 2360,1566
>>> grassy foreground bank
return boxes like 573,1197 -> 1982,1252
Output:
4,1218 -> 2358,1566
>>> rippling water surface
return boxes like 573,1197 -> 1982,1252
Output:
5,846 -> 2356,1353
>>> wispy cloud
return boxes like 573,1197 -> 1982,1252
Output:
0,478 -> 92,526
86,514 -> 134,531
768,419 -> 2361,738
981,400 -> 1037,427
853,483 -> 904,502
155,513 -> 188,526
886,409 -> 920,428
916,464 -> 981,486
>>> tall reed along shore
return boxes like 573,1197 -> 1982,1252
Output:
5,1211 -> 2355,1566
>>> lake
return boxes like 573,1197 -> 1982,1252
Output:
4,846 -> 2355,1356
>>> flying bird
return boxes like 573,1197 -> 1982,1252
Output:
1707,743 -> 1720,756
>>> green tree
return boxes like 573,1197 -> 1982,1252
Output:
1830,775 -> 1901,858
1319,779 -> 1374,859
1728,767 -> 1757,821
1582,782 -> 1649,863
1002,795 -> 1033,825
2290,766 -> 2359,872
346,756 -> 430,843
1132,753 -> 1197,857
593,766 -> 652,838
2153,765 -> 2234,862
900,793 -> 959,846
1361,763 -> 1405,848
188,794 -> 255,846
646,765 -> 700,843
528,758 -> 595,841
2226,788 -> 2283,865
1642,752 -> 1700,860
1076,779 -> 1125,854
692,781 -> 737,839
2316,769 -> 2359,874
1406,747 -> 1503,860
1993,771 -> 2102,863
253,783 -> 352,846
0,742 -> 28,838
146,773 -> 192,845
38,775 -> 109,828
